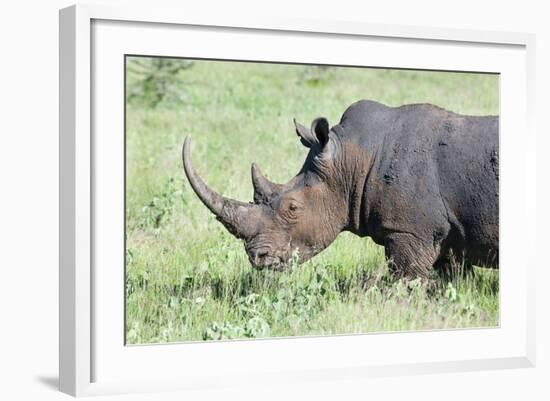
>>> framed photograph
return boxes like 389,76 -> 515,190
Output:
59,4 -> 536,396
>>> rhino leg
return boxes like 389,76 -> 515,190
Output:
384,233 -> 439,279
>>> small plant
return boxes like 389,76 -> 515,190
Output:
126,321 -> 142,344
445,282 -> 459,303
202,322 -> 244,341
407,278 -> 425,298
243,316 -> 270,338
201,318 -> 270,340
141,177 -> 185,229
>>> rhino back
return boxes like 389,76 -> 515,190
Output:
335,100 -> 499,265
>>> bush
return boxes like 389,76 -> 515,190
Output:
126,57 -> 194,107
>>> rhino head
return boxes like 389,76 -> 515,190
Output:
182,117 -> 350,271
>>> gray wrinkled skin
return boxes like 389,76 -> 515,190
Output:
183,100 -> 499,279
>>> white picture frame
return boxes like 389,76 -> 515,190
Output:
59,4 -> 536,397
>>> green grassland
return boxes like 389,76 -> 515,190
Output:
125,58 -> 499,344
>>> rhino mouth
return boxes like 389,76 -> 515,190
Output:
245,246 -> 289,271
249,255 -> 286,271
248,253 -> 288,271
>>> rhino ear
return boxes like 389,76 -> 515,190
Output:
294,118 -> 316,148
311,117 -> 330,148
294,117 -> 330,149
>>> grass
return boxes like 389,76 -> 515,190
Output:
125,58 -> 499,344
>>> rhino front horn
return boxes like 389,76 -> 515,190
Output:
182,136 -> 261,239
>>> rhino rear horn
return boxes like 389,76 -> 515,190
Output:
251,163 -> 281,203
182,136 -> 261,239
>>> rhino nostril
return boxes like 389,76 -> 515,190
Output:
250,249 -> 269,261
248,249 -> 269,263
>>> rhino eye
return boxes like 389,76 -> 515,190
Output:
288,202 -> 299,212
280,201 -> 300,222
